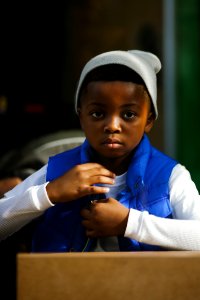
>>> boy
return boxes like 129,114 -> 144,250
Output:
1,50 -> 200,251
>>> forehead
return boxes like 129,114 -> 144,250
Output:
85,80 -> 145,96
80,80 -> 150,109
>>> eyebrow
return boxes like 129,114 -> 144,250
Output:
85,101 -> 141,110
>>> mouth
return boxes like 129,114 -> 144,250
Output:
102,138 -> 122,149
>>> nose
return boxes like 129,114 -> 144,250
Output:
104,116 -> 121,133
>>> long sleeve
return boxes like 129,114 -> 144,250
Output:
125,164 -> 200,250
0,165 -> 54,241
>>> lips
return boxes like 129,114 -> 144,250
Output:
102,138 -> 122,149
103,138 -> 121,144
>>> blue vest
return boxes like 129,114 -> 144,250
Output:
31,134 -> 177,252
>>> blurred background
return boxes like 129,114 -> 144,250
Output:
0,0 -> 200,189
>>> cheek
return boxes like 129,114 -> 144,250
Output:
79,117 -> 97,134
125,123 -> 145,141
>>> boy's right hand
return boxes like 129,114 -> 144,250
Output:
46,163 -> 115,204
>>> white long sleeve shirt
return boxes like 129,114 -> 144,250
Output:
1,163 -> 200,250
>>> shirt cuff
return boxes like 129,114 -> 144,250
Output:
124,208 -> 142,239
31,182 -> 54,211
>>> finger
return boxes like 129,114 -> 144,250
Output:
80,208 -> 91,218
93,198 -> 108,204
87,185 -> 110,195
79,163 -> 115,179
91,175 -> 115,185
82,219 -> 93,229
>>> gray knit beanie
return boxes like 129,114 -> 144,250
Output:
75,50 -> 161,119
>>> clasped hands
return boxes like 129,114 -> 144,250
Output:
46,162 -> 129,238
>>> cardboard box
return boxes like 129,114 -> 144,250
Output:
17,251 -> 200,300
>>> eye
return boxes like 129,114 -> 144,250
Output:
91,111 -> 104,119
123,110 -> 136,120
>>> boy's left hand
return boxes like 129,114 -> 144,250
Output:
80,198 -> 129,237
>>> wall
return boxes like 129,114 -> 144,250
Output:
176,0 -> 200,189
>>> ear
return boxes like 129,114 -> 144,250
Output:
144,112 -> 155,133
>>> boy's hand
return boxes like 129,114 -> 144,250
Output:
80,198 -> 129,237
46,163 -> 115,203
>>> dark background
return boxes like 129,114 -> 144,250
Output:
0,1 -> 162,157
0,2 -> 80,156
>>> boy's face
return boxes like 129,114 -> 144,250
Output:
78,80 -> 154,161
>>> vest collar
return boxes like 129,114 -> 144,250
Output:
80,134 -> 150,195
